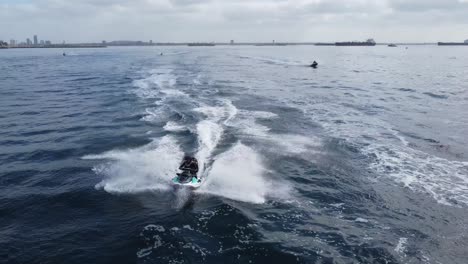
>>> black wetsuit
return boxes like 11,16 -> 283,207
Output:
179,157 -> 199,178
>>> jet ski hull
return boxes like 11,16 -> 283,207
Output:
172,175 -> 202,188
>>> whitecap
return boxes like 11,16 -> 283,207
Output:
394,237 -> 408,256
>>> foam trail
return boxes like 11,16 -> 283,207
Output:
194,99 -> 238,124
195,120 -> 223,174
239,55 -> 305,66
198,143 -> 276,204
194,100 -> 238,174
85,136 -> 183,193
160,89 -> 187,97
164,121 -> 186,132
132,69 -> 176,99
226,109 -> 321,155
141,107 -> 170,123
367,144 -> 468,206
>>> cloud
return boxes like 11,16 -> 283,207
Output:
1,0 -> 467,42
389,0 -> 468,12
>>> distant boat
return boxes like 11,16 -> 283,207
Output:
336,38 -> 376,46
437,42 -> 468,46
388,44 -> 397,47
188,43 -> 215,47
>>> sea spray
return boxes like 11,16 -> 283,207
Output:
198,143 -> 270,204
193,100 -> 238,174
85,136 -> 183,193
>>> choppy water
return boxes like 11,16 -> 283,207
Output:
1,46 -> 467,264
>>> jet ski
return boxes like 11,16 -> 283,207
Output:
172,156 -> 202,188
310,61 -> 318,68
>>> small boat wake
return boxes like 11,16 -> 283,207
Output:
84,67 -> 298,205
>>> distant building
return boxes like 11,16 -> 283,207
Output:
230,40 -> 234,45
150,40 -> 153,44
465,39 -> 468,44
34,35 -> 38,45
10,39 -> 16,46
102,40 -> 106,44
26,38 -> 32,45
45,40 -> 51,45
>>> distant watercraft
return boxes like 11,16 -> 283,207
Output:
314,43 -> 335,46
388,44 -> 397,47
437,42 -> 468,46
188,43 -> 215,46
336,39 -> 376,46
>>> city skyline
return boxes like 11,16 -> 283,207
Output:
4,35 -> 468,46
1,0 -> 468,43
5,34 -> 52,47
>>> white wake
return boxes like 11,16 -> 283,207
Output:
198,143 -> 269,203
85,136 -> 183,193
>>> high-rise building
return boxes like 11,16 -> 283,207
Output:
34,35 -> 38,45
26,38 -> 32,45
45,40 -> 51,45
40,40 -> 45,45
10,39 -> 16,46
230,40 -> 234,45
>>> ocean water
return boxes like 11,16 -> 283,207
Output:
1,46 -> 467,263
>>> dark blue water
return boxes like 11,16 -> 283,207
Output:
1,46 -> 467,264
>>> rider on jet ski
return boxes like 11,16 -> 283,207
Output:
178,156 -> 199,179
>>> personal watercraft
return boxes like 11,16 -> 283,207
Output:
172,156 -> 202,188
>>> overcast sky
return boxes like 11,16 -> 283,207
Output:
1,0 -> 467,43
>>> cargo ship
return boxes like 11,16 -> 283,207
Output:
437,40 -> 468,46
335,39 -> 376,46
314,43 -> 335,46
187,43 -> 215,46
